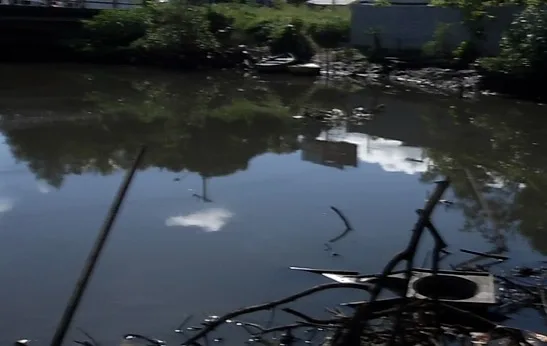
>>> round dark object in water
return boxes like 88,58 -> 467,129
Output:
413,274 -> 478,300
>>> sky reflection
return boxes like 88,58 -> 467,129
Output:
0,197 -> 13,214
317,132 -> 430,175
165,208 -> 233,232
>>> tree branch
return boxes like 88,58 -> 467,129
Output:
181,282 -> 370,345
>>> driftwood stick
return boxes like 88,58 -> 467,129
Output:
181,282 -> 370,345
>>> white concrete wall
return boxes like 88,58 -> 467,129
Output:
350,4 -> 523,55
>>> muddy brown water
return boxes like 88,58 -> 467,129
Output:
0,64 -> 547,345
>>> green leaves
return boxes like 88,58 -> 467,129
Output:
309,19 -> 349,49
483,6 -> 547,75
82,9 -> 149,48
81,2 -> 350,65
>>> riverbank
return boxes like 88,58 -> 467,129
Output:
310,49 -> 544,101
2,2 -> 546,100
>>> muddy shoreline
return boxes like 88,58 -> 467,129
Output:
310,52 -> 540,101
309,54 -> 481,99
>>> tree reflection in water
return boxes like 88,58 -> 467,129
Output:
419,99 -> 547,254
2,67 -> 547,256
0,72 -> 327,189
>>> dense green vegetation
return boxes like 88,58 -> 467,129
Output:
424,0 -> 547,97
477,5 -> 547,96
75,1 -> 350,66
419,98 -> 547,254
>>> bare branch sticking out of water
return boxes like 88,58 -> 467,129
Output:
460,249 -> 509,261
330,206 -> 352,231
181,282 -> 370,345
323,206 -> 354,257
74,341 -> 94,346
75,328 -> 99,346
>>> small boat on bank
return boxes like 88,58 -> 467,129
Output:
288,63 -> 321,76
254,53 -> 296,73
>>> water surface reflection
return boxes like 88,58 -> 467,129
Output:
0,64 -> 546,344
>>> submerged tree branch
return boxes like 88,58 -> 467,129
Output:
282,308 -> 344,325
181,282 -> 370,345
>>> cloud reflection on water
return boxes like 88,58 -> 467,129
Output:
0,197 -> 13,214
165,208 -> 233,232
318,132 -> 430,175
36,181 -> 51,194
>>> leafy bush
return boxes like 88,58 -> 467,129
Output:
422,23 -> 452,57
269,23 -> 316,60
207,3 -> 350,48
309,19 -> 350,49
82,8 -> 149,48
488,6 -> 547,75
137,2 -> 219,57
80,2 -> 350,65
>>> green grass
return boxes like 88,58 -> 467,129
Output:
80,1 -> 351,65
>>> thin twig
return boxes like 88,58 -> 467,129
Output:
76,328 -> 99,346
257,323 -> 332,335
181,282 -> 370,345
175,315 -> 193,333
282,308 -> 344,325
289,267 -> 359,275
235,321 -> 265,332
460,249 -> 509,261
330,206 -> 353,232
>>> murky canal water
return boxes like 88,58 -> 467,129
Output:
1,64 -> 547,345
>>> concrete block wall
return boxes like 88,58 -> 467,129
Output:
350,4 -> 524,55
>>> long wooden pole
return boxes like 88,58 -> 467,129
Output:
50,146 -> 147,346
